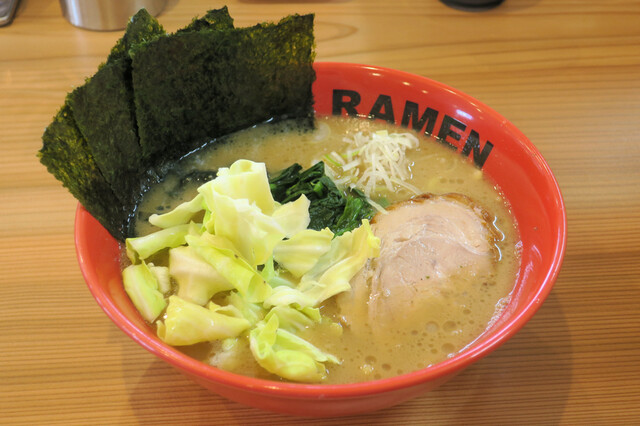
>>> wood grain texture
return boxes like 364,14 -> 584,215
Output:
1,0 -> 639,424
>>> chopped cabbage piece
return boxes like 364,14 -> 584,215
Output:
267,220 -> 380,307
148,193 -> 205,228
196,160 -> 313,266
149,264 -> 171,294
208,338 -> 244,371
226,291 -> 266,326
169,245 -> 234,305
126,223 -> 192,263
260,257 -> 297,288
264,285 -> 316,308
273,228 -> 334,277
301,219 -> 380,303
264,305 -> 320,333
199,232 -> 242,256
207,192 -> 286,266
201,159 -> 276,215
271,194 -> 311,238
157,295 -> 250,346
249,315 -> 339,382
185,234 -> 272,303
260,256 -> 276,283
122,262 -> 167,322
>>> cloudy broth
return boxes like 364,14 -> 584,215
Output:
134,116 -> 520,384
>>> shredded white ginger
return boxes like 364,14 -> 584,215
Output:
323,130 -> 422,203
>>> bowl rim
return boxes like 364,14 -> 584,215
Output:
75,61 -> 567,399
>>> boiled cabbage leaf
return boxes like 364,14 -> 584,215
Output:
264,285 -> 317,308
149,264 -> 171,294
267,220 -> 379,307
185,234 -> 272,303
271,194 -> 311,238
226,291 -> 266,327
264,305 -> 320,333
249,314 -> 339,382
149,193 -> 205,228
197,161 -> 292,266
300,219 -> 380,303
209,193 -> 286,266
169,245 -> 234,305
122,262 -> 167,322
272,228 -> 333,277
157,295 -> 250,346
126,223 -> 193,263
201,159 -> 276,214
260,256 -> 298,290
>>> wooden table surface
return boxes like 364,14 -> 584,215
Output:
2,0 -> 639,424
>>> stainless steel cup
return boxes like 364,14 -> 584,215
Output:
60,0 -> 166,31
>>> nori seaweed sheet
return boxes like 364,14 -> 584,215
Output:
131,13 -> 315,162
67,60 -> 143,208
67,9 -> 166,209
39,8 -> 316,241
107,9 -> 166,64
177,6 -> 234,33
38,105 -> 127,240
132,7 -> 236,193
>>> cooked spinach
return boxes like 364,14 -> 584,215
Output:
269,162 -> 375,235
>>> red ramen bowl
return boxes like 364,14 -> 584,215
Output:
75,62 -> 566,417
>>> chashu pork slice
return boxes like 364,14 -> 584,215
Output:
336,193 -> 501,335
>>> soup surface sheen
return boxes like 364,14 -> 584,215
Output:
134,116 -> 520,384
